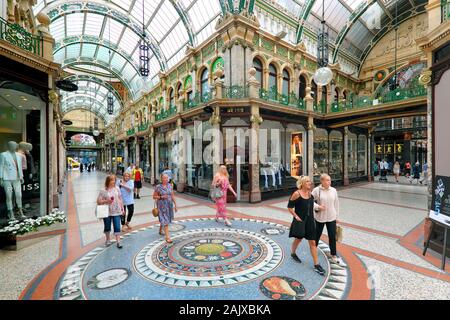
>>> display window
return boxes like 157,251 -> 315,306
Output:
329,130 -> 343,181
348,131 -> 358,178
290,132 -> 304,178
0,81 -> 47,225
313,128 -> 329,182
357,135 -> 368,177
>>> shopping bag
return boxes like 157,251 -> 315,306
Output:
96,205 -> 109,219
336,225 -> 344,243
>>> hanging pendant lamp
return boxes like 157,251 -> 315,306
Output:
313,0 -> 333,86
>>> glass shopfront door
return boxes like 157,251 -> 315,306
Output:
0,81 -> 47,225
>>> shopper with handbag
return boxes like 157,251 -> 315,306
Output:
288,176 -> 326,276
211,165 -> 237,227
153,173 -> 178,243
97,175 -> 125,249
118,172 -> 134,230
312,174 -> 341,264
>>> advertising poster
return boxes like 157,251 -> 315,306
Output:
430,175 -> 450,226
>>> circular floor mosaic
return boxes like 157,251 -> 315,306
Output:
134,228 -> 282,287
57,218 -> 349,300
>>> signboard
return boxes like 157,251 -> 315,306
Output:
56,80 -> 78,92
430,175 -> 450,226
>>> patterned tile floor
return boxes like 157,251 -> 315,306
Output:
0,171 -> 449,300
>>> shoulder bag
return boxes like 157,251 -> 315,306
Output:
96,191 -> 110,219
152,200 -> 159,217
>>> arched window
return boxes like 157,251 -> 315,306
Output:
200,68 -> 209,96
268,64 -> 277,90
282,69 -> 290,96
253,58 -> 263,88
299,75 -> 307,99
322,86 -> 328,104
176,83 -> 182,98
169,88 -> 175,107
343,90 -> 347,101
334,88 -> 339,103
312,82 -> 318,105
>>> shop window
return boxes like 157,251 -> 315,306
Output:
357,135 -> 367,177
329,130 -> 343,181
282,69 -> 290,96
334,88 -> 339,103
200,68 -> 209,97
268,64 -> 277,91
313,128 -> 329,182
253,58 -> 263,88
348,131 -> 358,179
312,82 -> 318,105
299,75 -> 307,99
0,81 -> 46,225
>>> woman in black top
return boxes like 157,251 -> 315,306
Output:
287,176 -> 326,276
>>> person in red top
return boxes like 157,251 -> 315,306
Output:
132,164 -> 144,199
405,161 -> 411,177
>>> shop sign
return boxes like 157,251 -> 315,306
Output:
430,175 -> 450,226
375,144 -> 383,154
56,80 -> 78,92
384,144 -> 393,154
225,107 -> 246,113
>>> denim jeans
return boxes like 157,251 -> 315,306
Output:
103,216 -> 121,235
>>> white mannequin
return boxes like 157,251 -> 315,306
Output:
0,141 -> 25,220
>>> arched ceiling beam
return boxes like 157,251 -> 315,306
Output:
376,0 -> 393,20
62,105 -> 108,122
61,59 -> 136,100
61,94 -> 119,116
43,1 -> 168,70
295,0 -> 316,43
357,5 -> 427,75
54,35 -> 140,73
169,0 -> 196,46
63,74 -> 124,106
332,0 -> 374,63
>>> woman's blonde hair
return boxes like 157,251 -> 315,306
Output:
218,165 -> 229,178
296,175 -> 311,189
320,173 -> 331,182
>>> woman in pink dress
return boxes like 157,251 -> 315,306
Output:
212,165 -> 237,227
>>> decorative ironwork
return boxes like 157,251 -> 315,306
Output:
107,91 -> 114,115
0,17 -> 43,56
139,38 -> 150,77
224,86 -> 248,99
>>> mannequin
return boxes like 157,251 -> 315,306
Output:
0,141 -> 25,220
19,142 -> 35,212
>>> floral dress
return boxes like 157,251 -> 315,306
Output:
214,177 -> 229,218
155,183 -> 174,226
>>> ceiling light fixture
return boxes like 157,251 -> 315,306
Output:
139,0 -> 150,77
313,0 -> 333,86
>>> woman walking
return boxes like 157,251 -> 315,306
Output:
153,173 -> 178,243
288,176 -> 326,276
118,172 -> 134,229
312,174 -> 341,264
393,161 -> 400,183
212,165 -> 237,227
97,175 -> 125,248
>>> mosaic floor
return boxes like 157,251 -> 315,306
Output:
1,171 -> 449,300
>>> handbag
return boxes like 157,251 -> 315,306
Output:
96,205 -> 109,219
210,186 -> 223,199
152,200 -> 159,217
289,218 -> 306,238
336,225 -> 344,243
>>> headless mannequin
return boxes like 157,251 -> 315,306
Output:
0,141 -> 25,220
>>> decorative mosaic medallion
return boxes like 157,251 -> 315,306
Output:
134,228 -> 283,287
260,227 -> 285,236
87,268 -> 130,290
260,276 -> 306,300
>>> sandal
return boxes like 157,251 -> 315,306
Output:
165,239 -> 173,244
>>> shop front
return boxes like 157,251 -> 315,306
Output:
0,61 -> 48,226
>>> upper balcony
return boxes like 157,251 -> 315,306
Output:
0,17 -> 44,57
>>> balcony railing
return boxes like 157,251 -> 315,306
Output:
156,105 -> 177,121
313,99 -> 327,114
138,122 -> 149,132
224,85 -> 248,99
184,92 -> 213,110
0,17 -> 43,56
259,88 -> 306,110
126,128 -> 135,136
331,84 -> 427,113
442,0 -> 449,22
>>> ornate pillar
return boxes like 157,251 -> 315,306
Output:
176,117 -> 186,192
230,42 -> 246,85
343,126 -> 349,186
150,129 -> 156,185
124,140 -> 128,169
135,138 -> 140,168
420,69 -> 433,208
305,86 -> 314,112
248,68 -> 261,203
367,127 -> 374,182
307,117 -> 314,178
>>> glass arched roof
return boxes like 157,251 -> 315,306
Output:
35,0 -> 427,122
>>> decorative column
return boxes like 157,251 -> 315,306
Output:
135,138 -> 140,168
248,68 -> 262,203
213,70 -> 225,99
343,126 -> 349,186
176,116 -> 186,192
367,127 -> 375,182
150,129 -> 156,185
230,41 -> 246,85
307,117 -> 314,178
123,140 -> 128,169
